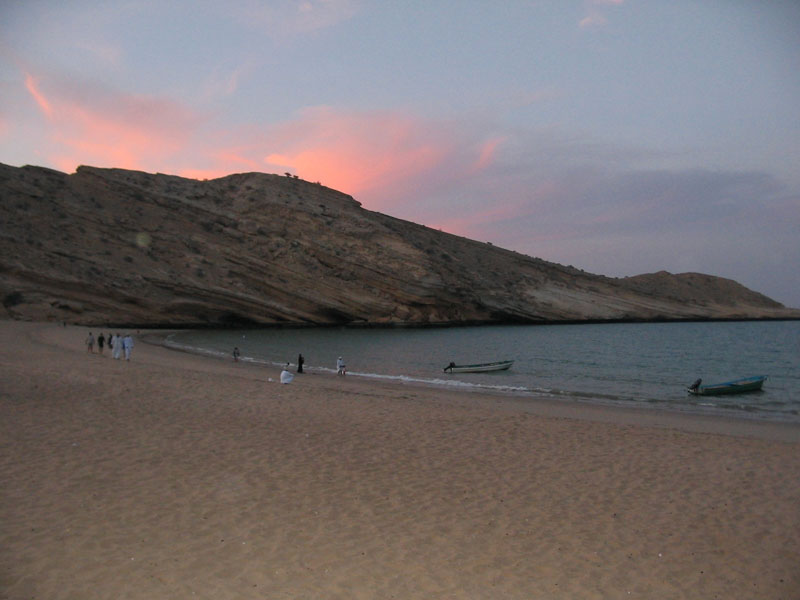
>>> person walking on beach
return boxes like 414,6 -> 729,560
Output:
122,334 -> 134,361
97,332 -> 105,355
86,332 -> 95,353
112,333 -> 122,360
233,347 -> 240,362
297,353 -> 304,373
337,356 -> 346,375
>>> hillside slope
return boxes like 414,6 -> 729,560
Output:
1,163 -> 796,326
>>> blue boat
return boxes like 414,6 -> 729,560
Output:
687,375 -> 767,396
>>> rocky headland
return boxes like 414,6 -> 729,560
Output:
1,163 -> 797,327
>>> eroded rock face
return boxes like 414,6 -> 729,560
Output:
1,163 -> 797,326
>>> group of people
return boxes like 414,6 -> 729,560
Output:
282,355 -> 345,383
85,331 -> 134,360
279,354 -> 307,384
232,348 -> 345,383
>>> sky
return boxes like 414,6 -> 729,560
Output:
1,1 -> 799,307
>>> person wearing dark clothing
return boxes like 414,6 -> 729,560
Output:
297,354 -> 304,373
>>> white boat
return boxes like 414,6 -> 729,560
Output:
443,360 -> 514,373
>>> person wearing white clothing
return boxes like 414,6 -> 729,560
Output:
122,334 -> 134,361
112,333 -> 122,360
280,364 -> 294,384
336,356 -> 346,375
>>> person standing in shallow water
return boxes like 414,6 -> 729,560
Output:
297,354 -> 304,373
233,347 -> 240,362
337,356 -> 346,375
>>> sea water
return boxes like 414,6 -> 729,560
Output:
165,320 -> 800,423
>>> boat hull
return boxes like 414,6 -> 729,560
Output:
687,375 -> 767,396
444,360 -> 514,373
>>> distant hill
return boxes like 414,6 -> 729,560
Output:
1,163 -> 797,327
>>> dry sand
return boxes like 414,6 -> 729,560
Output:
1,320 -> 798,599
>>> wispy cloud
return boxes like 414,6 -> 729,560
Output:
261,106 -> 454,201
23,72 -> 205,171
19,73 -> 495,199
72,39 -> 122,66
201,63 -> 251,99
24,74 -> 54,119
472,137 -> 506,172
579,0 -> 624,29
233,0 -> 359,36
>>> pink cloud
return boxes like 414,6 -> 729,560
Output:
24,74 -> 54,119
472,137 -> 506,172
256,108 -> 519,212
261,107 -> 456,202
22,72 -> 205,172
579,0 -> 624,28
177,167 -> 235,181
200,64 -> 252,101
579,13 -> 607,28
19,73 -> 505,215
21,73 -> 465,197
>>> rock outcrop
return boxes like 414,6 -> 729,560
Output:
1,163 -> 797,326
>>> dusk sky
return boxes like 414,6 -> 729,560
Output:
2,1 -> 798,306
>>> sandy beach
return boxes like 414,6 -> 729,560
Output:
1,320 -> 798,599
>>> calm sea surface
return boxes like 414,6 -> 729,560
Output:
165,321 -> 800,423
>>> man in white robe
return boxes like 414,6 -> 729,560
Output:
112,333 -> 122,360
122,334 -> 134,361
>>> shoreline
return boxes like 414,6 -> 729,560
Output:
144,327 -> 800,443
57,313 -> 800,330
2,320 -> 799,599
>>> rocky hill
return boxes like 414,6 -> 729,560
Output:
1,163 -> 797,327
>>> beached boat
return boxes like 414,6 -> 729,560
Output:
687,375 -> 767,396
443,360 -> 514,373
